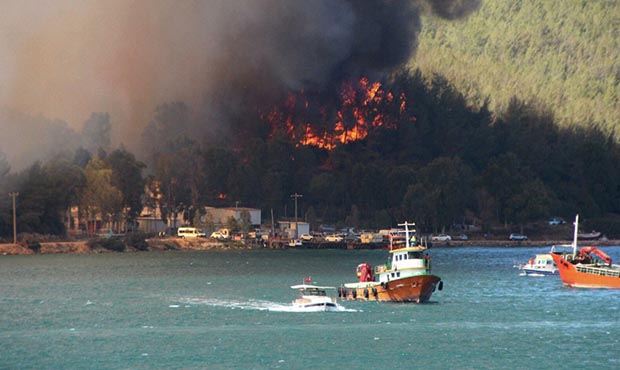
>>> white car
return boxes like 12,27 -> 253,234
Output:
325,234 -> 344,242
509,233 -> 528,241
548,217 -> 565,225
431,234 -> 452,242
454,234 -> 468,241
300,234 -> 314,241
210,231 -> 229,240
288,239 -> 302,247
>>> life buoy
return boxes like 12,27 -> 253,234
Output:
363,289 -> 369,299
438,281 -> 444,291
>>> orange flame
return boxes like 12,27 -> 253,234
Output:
262,77 -> 412,150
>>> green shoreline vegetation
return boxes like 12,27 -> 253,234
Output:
413,0 -> 618,137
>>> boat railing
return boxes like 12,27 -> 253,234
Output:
575,265 -> 620,278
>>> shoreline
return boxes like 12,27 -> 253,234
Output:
0,238 -> 619,256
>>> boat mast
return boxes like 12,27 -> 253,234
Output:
398,221 -> 415,248
572,214 -> 579,257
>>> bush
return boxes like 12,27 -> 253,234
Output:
123,232 -> 150,251
26,240 -> 41,253
88,237 -> 126,252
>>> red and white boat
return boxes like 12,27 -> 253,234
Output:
339,222 -> 443,303
551,215 -> 620,289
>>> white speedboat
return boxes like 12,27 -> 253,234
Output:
517,253 -> 558,276
290,284 -> 341,312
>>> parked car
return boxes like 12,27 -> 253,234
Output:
509,233 -> 528,241
210,229 -> 230,240
548,217 -> 566,225
431,234 -> 452,242
300,233 -> 314,241
453,234 -> 468,241
288,239 -> 302,247
325,234 -> 344,242
344,233 -> 361,243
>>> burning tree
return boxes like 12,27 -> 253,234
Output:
263,76 -> 414,150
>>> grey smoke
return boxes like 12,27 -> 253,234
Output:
0,0 -> 480,169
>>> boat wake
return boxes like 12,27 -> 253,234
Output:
177,297 -> 358,313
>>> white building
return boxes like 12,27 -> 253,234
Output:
205,207 -> 261,226
278,221 -> 310,238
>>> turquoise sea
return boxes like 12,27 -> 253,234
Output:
1,247 -> 619,369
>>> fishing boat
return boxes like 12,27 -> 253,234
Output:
517,252 -> 558,276
339,222 -> 443,303
577,230 -> 601,240
551,215 -> 620,289
291,280 -> 341,312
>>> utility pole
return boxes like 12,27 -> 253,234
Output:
8,192 -> 18,244
270,208 -> 275,238
290,193 -> 303,239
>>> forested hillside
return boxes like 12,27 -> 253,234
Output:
4,70 -> 619,237
413,0 -> 619,135
2,1 -> 620,238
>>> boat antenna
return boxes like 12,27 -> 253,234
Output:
572,214 -> 579,257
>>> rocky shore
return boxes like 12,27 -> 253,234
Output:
0,237 -> 261,256
1,238 -> 618,256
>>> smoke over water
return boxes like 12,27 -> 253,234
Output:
0,0 -> 479,168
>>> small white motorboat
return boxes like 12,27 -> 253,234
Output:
517,253 -> 558,276
290,283 -> 341,312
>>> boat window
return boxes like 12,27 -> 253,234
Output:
408,252 -> 422,259
397,272 -> 400,277
303,289 -> 325,296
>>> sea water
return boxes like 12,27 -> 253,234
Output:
1,247 -> 618,369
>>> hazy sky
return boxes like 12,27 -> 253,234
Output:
0,0 -> 223,142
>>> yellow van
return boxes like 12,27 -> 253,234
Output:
177,227 -> 206,238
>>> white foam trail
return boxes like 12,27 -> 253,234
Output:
178,297 -> 358,313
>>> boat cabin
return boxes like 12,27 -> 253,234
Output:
531,254 -> 555,267
290,284 -> 334,296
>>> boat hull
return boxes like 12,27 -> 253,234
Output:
341,275 -> 441,303
551,253 -> 620,289
292,303 -> 340,312
520,267 -> 557,276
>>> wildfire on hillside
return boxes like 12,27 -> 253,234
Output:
262,77 -> 413,150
